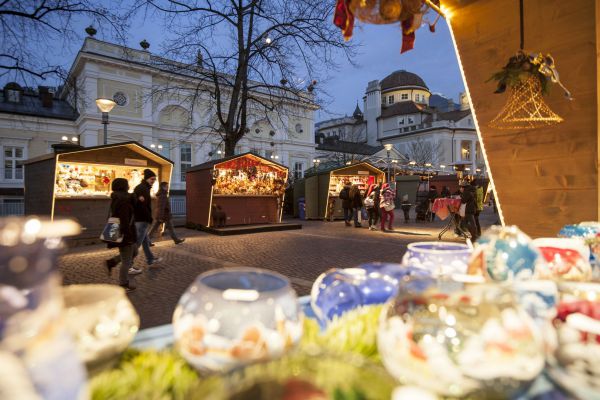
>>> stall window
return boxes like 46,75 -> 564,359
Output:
294,162 -> 305,180
401,93 -> 409,100
158,140 -> 171,159
461,140 -> 471,161
3,146 -> 24,180
388,95 -> 394,105
180,143 -> 192,182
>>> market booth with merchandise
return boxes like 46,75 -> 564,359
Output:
185,153 -> 288,229
23,142 -> 173,240
304,161 -> 385,220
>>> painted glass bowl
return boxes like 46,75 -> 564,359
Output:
468,225 -> 542,281
173,268 -> 302,373
532,238 -> 592,281
311,263 -> 429,327
559,222 -> 600,279
402,242 -> 472,275
551,282 -> 600,393
62,284 -> 140,373
378,276 -> 545,398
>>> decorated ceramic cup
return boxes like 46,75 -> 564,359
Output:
311,263 -> 430,327
378,276 -> 545,398
468,225 -> 542,281
402,242 -> 472,275
173,268 -> 302,373
62,284 -> 140,373
552,282 -> 600,393
532,238 -> 592,281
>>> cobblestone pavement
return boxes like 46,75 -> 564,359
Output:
59,207 -> 499,329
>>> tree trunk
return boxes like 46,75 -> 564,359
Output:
224,135 -> 238,156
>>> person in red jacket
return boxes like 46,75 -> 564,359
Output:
380,183 -> 396,232
148,182 -> 185,245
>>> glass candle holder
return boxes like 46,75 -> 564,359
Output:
62,284 -> 140,374
378,276 -> 545,398
402,242 -> 471,276
552,282 -> 600,392
173,268 -> 302,373
468,225 -> 542,281
532,238 -> 592,281
0,217 -> 87,399
311,263 -> 430,327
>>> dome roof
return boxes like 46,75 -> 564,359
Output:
380,70 -> 428,91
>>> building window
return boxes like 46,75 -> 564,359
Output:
468,118 -> 473,126
6,90 -> 21,103
476,141 -> 482,162
211,143 -> 224,160
3,146 -> 24,180
388,95 -> 394,105
398,117 -> 405,126
401,93 -> 409,100
250,148 -> 262,156
264,150 -> 274,160
381,96 -> 386,105
407,116 -> 414,124
293,162 -> 305,180
180,143 -> 192,182
158,140 -> 170,159
461,140 -> 471,161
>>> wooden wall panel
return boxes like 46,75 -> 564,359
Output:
185,169 -> 212,226
445,0 -> 599,237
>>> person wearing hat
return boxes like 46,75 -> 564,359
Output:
133,168 -> 162,271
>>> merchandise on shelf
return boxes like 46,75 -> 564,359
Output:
328,175 -> 370,196
54,163 -> 158,197
212,158 -> 286,196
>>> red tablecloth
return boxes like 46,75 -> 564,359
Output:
432,197 -> 461,220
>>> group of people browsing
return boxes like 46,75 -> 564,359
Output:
105,168 -> 185,292
339,182 -> 396,232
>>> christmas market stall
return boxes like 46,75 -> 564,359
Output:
185,153 -> 293,232
24,142 -> 173,241
304,162 -> 384,220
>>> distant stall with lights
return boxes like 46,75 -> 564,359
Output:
185,153 -> 289,229
304,162 -> 385,220
24,142 -> 173,240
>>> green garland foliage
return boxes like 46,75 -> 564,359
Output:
488,52 -> 549,95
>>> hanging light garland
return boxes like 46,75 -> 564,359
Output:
333,0 -> 445,53
488,0 -> 572,130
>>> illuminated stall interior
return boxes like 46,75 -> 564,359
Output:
186,153 -> 288,227
24,142 -> 173,240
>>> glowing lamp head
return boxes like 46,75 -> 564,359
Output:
384,144 -> 393,151
95,98 -> 117,113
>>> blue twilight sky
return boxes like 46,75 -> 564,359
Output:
8,6 -> 464,123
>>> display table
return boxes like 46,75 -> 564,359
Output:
130,296 -> 568,400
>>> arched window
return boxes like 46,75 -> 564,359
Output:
159,105 -> 191,127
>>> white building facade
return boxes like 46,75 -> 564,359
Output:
0,38 -> 317,210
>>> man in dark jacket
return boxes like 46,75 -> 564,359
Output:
460,181 -> 478,241
133,169 -> 161,270
339,182 -> 352,227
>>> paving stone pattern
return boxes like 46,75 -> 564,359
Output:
59,207 -> 499,329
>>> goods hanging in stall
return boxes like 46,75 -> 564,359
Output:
23,142 -> 173,241
304,162 -> 385,220
186,153 -> 291,231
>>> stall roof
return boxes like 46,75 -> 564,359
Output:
304,161 -> 383,177
24,142 -> 174,166
187,152 -> 288,173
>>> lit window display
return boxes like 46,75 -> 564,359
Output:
54,162 -> 159,197
212,157 -> 286,196
328,174 -> 370,196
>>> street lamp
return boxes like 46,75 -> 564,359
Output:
313,159 -> 321,218
384,143 -> 393,183
95,98 -> 117,145
391,159 -> 398,181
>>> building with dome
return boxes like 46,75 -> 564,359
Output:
316,70 -> 484,175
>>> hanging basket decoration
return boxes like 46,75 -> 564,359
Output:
489,75 -> 563,130
333,0 -> 444,53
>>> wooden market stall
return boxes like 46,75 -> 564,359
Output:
444,0 -> 600,237
304,162 -> 385,220
24,142 -> 173,241
186,153 -> 290,230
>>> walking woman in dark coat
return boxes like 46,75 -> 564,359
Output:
350,184 -> 363,228
105,178 -> 137,291
148,182 -> 185,245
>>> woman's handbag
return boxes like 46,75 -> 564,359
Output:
459,203 -> 466,217
100,217 -> 124,244
364,197 -> 375,208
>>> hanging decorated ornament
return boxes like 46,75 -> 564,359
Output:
333,0 -> 444,53
488,0 -> 572,130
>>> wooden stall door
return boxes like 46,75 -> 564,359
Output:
446,0 -> 599,237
